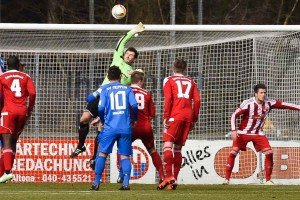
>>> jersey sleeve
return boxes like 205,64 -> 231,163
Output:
270,99 -> 300,110
192,82 -> 201,122
163,78 -> 173,119
27,77 -> 36,113
230,102 -> 248,131
148,92 -> 156,118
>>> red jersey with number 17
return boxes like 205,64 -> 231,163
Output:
0,70 -> 36,114
163,74 -> 201,122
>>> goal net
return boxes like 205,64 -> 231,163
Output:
0,24 -> 299,184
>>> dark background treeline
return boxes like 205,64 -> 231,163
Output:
0,0 -> 299,24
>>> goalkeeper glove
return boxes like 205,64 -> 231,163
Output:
130,22 -> 145,34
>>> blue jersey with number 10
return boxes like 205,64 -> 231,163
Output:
98,82 -> 138,134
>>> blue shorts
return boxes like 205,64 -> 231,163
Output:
99,130 -> 132,156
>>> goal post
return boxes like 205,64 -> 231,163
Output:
0,24 -> 299,184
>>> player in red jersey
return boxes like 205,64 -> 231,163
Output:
158,58 -> 201,190
131,70 -> 165,180
224,83 -> 300,185
116,70 -> 165,183
0,55 -> 36,183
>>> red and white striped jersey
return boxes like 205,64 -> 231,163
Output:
231,97 -> 300,135
131,85 -> 155,124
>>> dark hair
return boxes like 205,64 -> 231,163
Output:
131,71 -> 144,84
125,47 -> 138,59
253,83 -> 267,93
173,58 -> 187,73
7,55 -> 20,70
108,66 -> 122,81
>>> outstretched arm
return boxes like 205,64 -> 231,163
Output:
271,100 -> 300,111
112,22 -> 145,64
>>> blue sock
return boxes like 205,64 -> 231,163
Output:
93,156 -> 106,186
120,158 -> 131,186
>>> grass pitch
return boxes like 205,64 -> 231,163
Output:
1,183 -> 299,200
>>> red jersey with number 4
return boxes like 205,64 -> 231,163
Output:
0,70 -> 36,114
163,75 -> 201,122
131,85 -> 155,124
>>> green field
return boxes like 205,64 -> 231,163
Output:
1,183 -> 300,200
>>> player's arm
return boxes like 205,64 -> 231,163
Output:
270,100 -> 300,111
27,77 -> 37,116
230,106 -> 247,140
163,78 -> 173,128
112,22 -> 145,64
128,88 -> 138,123
86,87 -> 102,103
192,83 -> 201,123
148,93 -> 156,119
98,90 -> 106,124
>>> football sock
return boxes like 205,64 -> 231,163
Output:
120,158 -> 131,186
94,156 -> 106,186
117,153 -> 124,179
78,122 -> 89,148
225,153 -> 236,180
173,148 -> 182,180
0,157 -> 4,176
163,147 -> 174,177
265,153 -> 273,181
3,148 -> 13,174
150,151 -> 165,180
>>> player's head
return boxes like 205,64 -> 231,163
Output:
254,83 -> 267,103
131,69 -> 144,86
108,66 -> 122,81
173,58 -> 187,74
7,55 -> 20,70
124,47 -> 138,65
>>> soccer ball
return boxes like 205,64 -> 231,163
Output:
112,4 -> 127,19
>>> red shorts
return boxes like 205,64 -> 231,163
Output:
132,122 -> 155,150
163,119 -> 192,146
0,111 -> 27,136
233,134 -> 271,152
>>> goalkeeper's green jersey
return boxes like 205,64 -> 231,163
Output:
101,31 -> 134,86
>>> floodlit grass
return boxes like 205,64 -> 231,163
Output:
1,183 -> 300,200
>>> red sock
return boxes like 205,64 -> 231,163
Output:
225,153 -> 236,180
3,149 -> 13,173
265,153 -> 273,181
163,147 -> 173,177
150,151 -> 165,180
0,157 -> 4,176
173,148 -> 182,180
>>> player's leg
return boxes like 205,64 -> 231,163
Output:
0,134 -> 14,183
224,147 -> 239,184
89,129 -> 102,170
142,137 -> 165,181
118,134 -> 133,190
70,111 -> 92,157
254,135 -> 273,184
90,131 -> 115,190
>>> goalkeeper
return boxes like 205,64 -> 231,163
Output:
70,22 -> 145,162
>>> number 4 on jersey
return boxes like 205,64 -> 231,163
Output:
11,79 -> 22,97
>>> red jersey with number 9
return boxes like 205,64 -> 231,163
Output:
163,75 -> 201,122
0,70 -> 36,114
131,85 -> 155,124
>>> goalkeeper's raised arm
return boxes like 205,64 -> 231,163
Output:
102,22 -> 145,86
